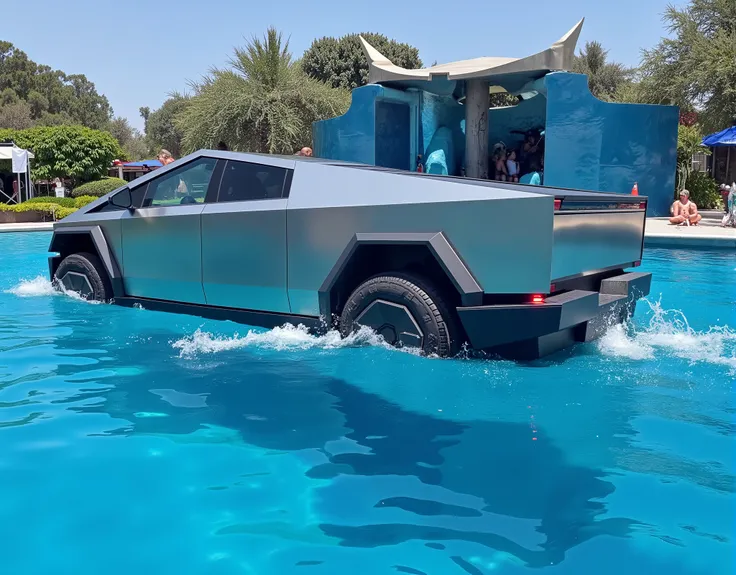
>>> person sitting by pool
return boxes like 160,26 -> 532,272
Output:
519,158 -> 542,185
669,189 -> 701,226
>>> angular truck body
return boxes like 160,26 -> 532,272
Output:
48,150 -> 651,359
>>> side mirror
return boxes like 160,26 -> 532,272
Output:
109,188 -> 134,211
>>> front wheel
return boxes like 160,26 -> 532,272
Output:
339,274 -> 461,357
54,252 -> 111,302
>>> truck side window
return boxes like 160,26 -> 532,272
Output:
217,160 -> 289,203
143,157 -> 218,207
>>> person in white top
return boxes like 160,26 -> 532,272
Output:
506,150 -> 520,183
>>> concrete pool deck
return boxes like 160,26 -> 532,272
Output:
0,211 -> 734,248
0,222 -> 54,233
644,210 -> 736,249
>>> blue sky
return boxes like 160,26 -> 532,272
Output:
12,0 -> 674,131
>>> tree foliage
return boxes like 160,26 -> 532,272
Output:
177,28 -> 350,155
0,42 -> 112,129
142,94 -> 190,158
676,123 -> 710,192
302,32 -> 422,90
108,116 -> 148,160
638,0 -> 736,132
0,125 -> 122,183
572,41 -> 633,101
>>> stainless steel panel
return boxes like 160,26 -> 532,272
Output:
120,205 -> 206,303
286,163 -> 555,315
201,199 -> 290,313
288,202 -> 554,316
552,211 -> 644,280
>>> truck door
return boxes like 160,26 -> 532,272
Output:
201,158 -> 293,314
120,157 -> 219,304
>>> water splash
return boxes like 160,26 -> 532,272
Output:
5,276 -> 101,304
172,324 -> 414,358
598,298 -> 735,370
6,276 -> 57,297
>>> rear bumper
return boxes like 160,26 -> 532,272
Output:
457,272 -> 652,360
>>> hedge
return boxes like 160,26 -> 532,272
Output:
684,172 -> 723,210
71,177 -> 127,198
0,201 -> 75,219
23,195 -> 98,208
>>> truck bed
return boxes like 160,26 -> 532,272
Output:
413,173 -> 648,283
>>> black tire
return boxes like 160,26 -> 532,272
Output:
54,252 -> 111,302
339,273 -> 462,357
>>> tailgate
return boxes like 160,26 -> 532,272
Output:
551,192 -> 647,281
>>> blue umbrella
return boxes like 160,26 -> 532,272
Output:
702,126 -> 736,147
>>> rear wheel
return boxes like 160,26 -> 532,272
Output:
54,252 -> 111,302
339,273 -> 461,357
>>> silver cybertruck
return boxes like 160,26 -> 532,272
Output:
48,150 -> 651,359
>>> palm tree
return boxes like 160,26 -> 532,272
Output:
572,41 -> 633,102
177,28 -> 350,154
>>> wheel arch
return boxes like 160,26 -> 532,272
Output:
48,226 -> 124,298
318,232 -> 484,319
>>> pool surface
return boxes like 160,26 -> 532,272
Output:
0,232 -> 733,575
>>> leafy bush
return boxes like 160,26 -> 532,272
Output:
56,207 -> 77,219
22,195 -> 97,208
0,201 -> 77,219
23,196 -> 77,208
0,125 -> 123,183
74,195 -> 98,207
684,171 -> 723,210
70,177 -> 126,198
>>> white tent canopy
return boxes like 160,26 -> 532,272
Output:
0,144 -> 34,203
0,146 -> 34,160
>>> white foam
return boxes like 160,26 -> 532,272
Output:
5,276 -> 101,304
6,276 -> 57,297
172,324 -> 414,358
598,298 -> 735,371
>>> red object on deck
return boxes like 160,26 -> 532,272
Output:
631,182 -> 639,196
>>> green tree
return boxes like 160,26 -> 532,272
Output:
0,125 -> 123,183
0,101 -> 33,129
572,41 -> 633,101
177,28 -> 350,154
144,94 -> 189,157
676,123 -> 710,193
302,32 -> 422,90
0,41 -> 112,128
638,0 -> 736,132
107,116 -> 148,160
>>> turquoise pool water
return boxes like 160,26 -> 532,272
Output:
0,232 -> 733,575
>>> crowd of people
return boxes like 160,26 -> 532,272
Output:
490,130 -> 545,185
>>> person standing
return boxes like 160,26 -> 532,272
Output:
157,149 -> 176,166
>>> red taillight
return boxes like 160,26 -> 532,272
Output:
639,202 -> 647,210
532,294 -> 545,304
549,283 -> 556,293
633,260 -> 641,267
554,199 -> 562,211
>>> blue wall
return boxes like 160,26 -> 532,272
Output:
313,85 -> 419,167
313,73 -> 678,216
543,72 -> 678,216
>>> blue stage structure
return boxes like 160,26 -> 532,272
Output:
313,23 -> 678,216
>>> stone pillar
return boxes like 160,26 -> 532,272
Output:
464,79 -> 489,179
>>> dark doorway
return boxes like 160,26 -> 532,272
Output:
375,101 -> 411,171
